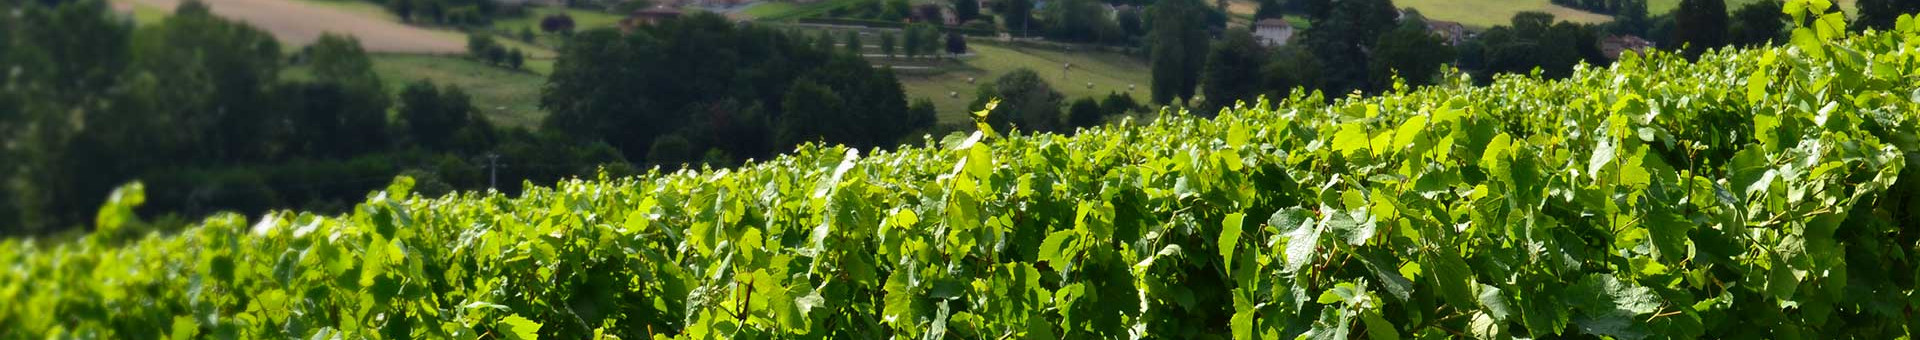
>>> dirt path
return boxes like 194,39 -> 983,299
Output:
125,0 -> 466,53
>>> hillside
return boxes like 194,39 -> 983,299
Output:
3,7 -> 1916,339
1396,0 -> 1613,27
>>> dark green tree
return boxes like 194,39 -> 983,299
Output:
947,31 -> 968,55
816,30 -> 838,52
902,26 -> 923,58
1729,0 -> 1785,47
972,68 -> 1063,132
845,30 -> 863,54
1369,20 -> 1455,89
881,31 -> 897,57
1045,0 -> 1121,43
508,48 -> 526,69
1101,91 -> 1139,115
647,134 -> 694,167
302,33 -> 390,156
1299,0 -> 1398,95
1855,0 -> 1920,30
133,5 -> 285,161
907,98 -> 939,134
1254,0 -> 1287,20
1262,45 -> 1324,101
777,80 -> 847,148
1201,29 -> 1267,111
1149,0 -> 1208,104
1474,12 -> 1592,79
1674,0 -> 1728,58
1610,0 -> 1650,36
1005,0 -> 1033,36
1067,97 -> 1105,128
399,81 -> 477,149
955,0 -> 980,22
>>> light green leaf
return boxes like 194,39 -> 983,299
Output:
1392,115 -> 1427,151
1589,139 -> 1615,179
1038,230 -> 1078,267
1333,123 -> 1371,156
1219,212 -> 1246,272
499,315 -> 542,340
1361,310 -> 1401,340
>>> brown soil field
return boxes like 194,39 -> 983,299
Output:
127,0 -> 467,53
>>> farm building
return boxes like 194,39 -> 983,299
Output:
1253,19 -> 1294,47
1600,34 -> 1655,60
620,7 -> 684,32
1424,19 -> 1468,46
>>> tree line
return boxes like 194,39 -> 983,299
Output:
0,2 -> 931,235
1154,0 -> 1875,113
542,13 -> 937,167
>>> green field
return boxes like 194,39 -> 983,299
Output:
1648,0 -> 1855,15
284,54 -> 550,128
1395,0 -> 1615,27
492,7 -> 626,33
368,54 -> 549,128
109,0 -> 171,26
743,0 -> 865,21
296,0 -> 400,21
899,42 -> 1152,124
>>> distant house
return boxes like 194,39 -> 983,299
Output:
1600,35 -> 1655,60
620,7 -> 683,32
1424,19 -> 1467,46
1253,19 -> 1295,47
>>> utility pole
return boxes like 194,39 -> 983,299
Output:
486,153 -> 500,190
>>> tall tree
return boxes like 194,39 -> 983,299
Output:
1729,0 -> 1785,47
133,4 -> 285,161
1067,97 -> 1104,129
1472,12 -> 1594,79
399,81 -> 476,149
1254,0 -> 1287,20
1149,0 -> 1208,104
1674,0 -> 1728,58
1369,20 -> 1455,89
947,31 -> 968,55
1609,0 -> 1650,36
972,68 -> 1063,132
903,25 -> 923,58
1004,0 -> 1034,36
954,0 -> 980,22
1299,0 -> 1398,95
1045,0 -> 1121,43
1201,29 -> 1267,110
776,80 -> 846,148
1262,45 -> 1324,100
881,31 -> 897,57
301,34 -> 390,156
845,30 -> 863,54
1855,0 -> 1920,30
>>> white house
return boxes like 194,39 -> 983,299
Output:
1253,19 -> 1295,47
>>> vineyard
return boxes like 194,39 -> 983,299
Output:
4,2 -> 1919,339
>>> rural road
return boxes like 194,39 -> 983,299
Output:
126,0 -> 466,53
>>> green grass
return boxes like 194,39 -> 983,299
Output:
1394,0 -> 1614,28
897,41 -> 1152,125
320,54 -> 548,128
493,7 -> 626,33
113,0 -> 171,26
296,0 -> 399,21
747,0 -> 865,21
